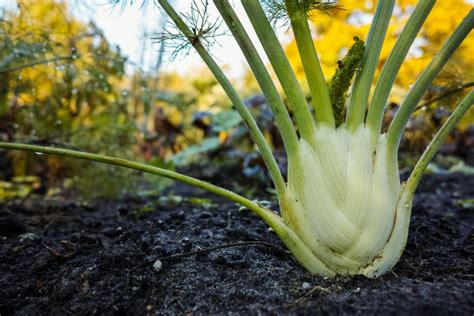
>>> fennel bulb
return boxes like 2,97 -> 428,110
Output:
281,125 -> 404,277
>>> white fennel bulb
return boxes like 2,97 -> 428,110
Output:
281,125 -> 409,277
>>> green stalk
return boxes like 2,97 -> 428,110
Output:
213,0 -> 299,155
346,0 -> 395,131
405,90 -> 474,197
241,0 -> 316,141
387,9 -> 474,162
365,90 -> 474,278
367,0 -> 435,144
156,0 -> 286,196
284,0 -> 335,127
0,142 -> 269,216
0,141 -> 336,276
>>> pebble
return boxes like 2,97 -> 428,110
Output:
302,282 -> 311,289
19,233 -> 38,242
153,260 -> 163,272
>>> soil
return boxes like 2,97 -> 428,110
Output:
0,172 -> 473,315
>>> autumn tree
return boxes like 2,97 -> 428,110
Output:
0,0 -> 138,198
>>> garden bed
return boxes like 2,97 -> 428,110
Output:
0,172 -> 473,315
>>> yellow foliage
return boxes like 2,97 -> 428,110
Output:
7,0 -> 118,111
286,0 -> 474,104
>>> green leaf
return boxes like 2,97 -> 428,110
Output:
212,110 -> 243,132
171,137 -> 220,165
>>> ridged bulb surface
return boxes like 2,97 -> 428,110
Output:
282,125 -> 410,276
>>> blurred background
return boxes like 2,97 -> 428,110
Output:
0,0 -> 473,201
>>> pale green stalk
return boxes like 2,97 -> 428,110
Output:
0,143 -> 261,213
156,0 -> 286,196
284,0 -> 334,127
405,90 -> 474,196
387,9 -> 474,164
346,0 -> 395,131
241,0 -> 316,141
367,0 -> 436,144
363,91 -> 474,277
0,141 -> 335,277
213,0 -> 299,155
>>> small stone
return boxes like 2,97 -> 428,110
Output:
302,282 -> 311,289
153,260 -> 163,272
19,232 -> 38,242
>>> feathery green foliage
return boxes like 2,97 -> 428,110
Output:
262,0 -> 340,25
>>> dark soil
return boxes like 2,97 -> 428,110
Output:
0,173 -> 473,315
